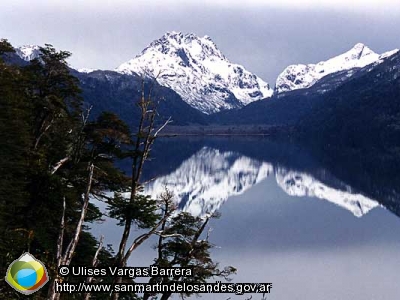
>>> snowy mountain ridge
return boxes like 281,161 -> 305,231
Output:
275,43 -> 399,93
14,38 -> 399,115
116,31 -> 273,114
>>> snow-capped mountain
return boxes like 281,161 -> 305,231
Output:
15,45 -> 42,61
116,32 -> 273,115
13,39 -> 399,118
15,45 -> 97,72
144,147 -> 379,217
275,43 -> 399,93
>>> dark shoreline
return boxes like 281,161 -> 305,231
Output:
157,124 -> 294,136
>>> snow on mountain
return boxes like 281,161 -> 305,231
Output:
275,168 -> 379,217
116,32 -> 273,115
144,147 -> 379,217
15,45 -> 42,61
77,68 -> 98,73
144,147 -> 273,216
15,46 -> 98,73
14,39 -> 398,116
275,43 -> 399,93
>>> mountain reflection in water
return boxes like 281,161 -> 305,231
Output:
98,137 -> 400,300
144,141 -> 383,218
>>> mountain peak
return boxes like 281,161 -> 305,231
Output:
142,32 -> 225,62
349,42 -> 379,54
163,31 -> 207,41
275,43 -> 396,93
164,31 -> 197,41
338,42 -> 376,62
15,45 -> 41,61
351,42 -> 369,51
353,42 -> 365,48
116,32 -> 272,114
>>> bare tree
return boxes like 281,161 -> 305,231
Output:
84,235 -> 104,300
110,79 -> 172,299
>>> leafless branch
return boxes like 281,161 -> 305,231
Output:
50,156 -> 70,175
34,116 -> 55,150
82,106 -> 93,125
154,117 -> 172,137
47,196 -> 67,300
56,197 -> 66,267
206,227 -> 213,242
92,235 -> 104,267
122,212 -> 171,264
62,163 -> 94,266
84,235 -> 104,300
153,231 -> 190,241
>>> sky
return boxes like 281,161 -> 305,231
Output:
1,0 -> 400,84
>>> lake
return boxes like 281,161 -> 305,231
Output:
91,136 -> 400,300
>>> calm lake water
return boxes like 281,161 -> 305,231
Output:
91,137 -> 400,300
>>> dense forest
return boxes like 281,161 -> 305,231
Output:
0,40 -> 234,299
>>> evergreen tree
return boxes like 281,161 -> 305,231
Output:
0,41 -> 122,299
0,39 -> 33,297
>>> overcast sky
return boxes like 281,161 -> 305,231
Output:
1,0 -> 400,84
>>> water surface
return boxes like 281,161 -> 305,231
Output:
93,137 -> 400,299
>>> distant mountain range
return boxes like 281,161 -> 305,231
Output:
208,43 -> 400,150
10,33 -> 400,155
14,32 -> 398,117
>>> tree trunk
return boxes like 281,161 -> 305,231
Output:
62,163 -> 94,266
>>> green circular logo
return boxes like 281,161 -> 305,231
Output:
5,253 -> 49,295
